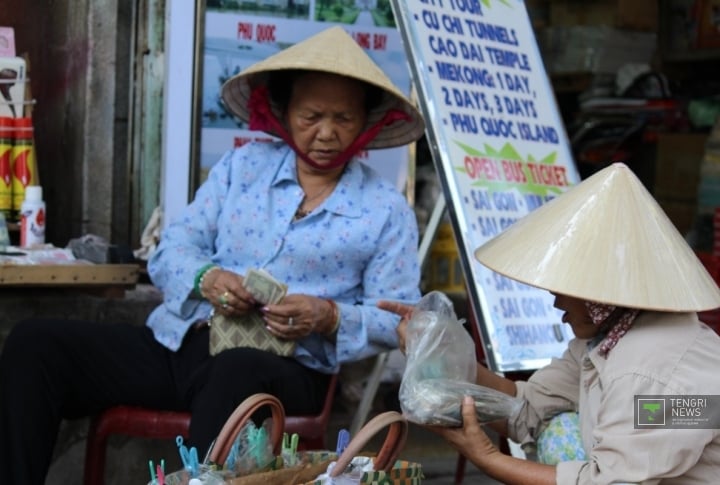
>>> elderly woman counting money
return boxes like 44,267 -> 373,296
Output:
379,163 -> 720,484
0,26 -> 425,484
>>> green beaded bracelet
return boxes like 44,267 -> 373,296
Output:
194,263 -> 218,295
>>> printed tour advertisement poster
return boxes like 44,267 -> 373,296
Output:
393,0 -> 581,371
199,0 -> 411,190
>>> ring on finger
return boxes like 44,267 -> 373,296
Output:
288,317 -> 294,327
219,291 -> 229,306
222,303 -> 229,310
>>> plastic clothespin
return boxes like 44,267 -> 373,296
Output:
281,432 -> 300,466
148,460 -> 157,484
335,428 -> 350,455
225,434 -> 242,470
176,435 -> 200,477
156,462 -> 165,485
247,426 -> 268,466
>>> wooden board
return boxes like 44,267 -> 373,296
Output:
0,264 -> 140,287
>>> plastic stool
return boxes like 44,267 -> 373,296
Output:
84,373 -> 337,485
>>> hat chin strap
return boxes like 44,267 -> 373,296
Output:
248,86 -> 411,170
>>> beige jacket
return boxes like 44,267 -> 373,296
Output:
509,311 -> 720,484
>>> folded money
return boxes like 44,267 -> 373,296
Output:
243,268 -> 288,305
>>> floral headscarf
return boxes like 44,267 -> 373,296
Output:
585,302 -> 640,357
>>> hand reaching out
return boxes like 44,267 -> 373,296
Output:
376,300 -> 414,354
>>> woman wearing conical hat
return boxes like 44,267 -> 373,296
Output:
380,163 -> 720,484
0,27 -> 425,483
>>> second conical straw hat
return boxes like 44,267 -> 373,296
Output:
221,26 -> 424,149
474,163 -> 720,312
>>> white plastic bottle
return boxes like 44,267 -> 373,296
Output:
20,185 -> 46,247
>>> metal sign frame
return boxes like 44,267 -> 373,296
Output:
392,0 -> 581,371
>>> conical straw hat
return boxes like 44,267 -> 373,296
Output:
474,163 -> 720,312
221,26 -> 424,149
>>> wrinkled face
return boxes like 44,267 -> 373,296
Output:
551,292 -> 600,339
286,72 -> 367,168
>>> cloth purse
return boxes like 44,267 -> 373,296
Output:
209,312 -> 296,357
304,411 -> 424,485
208,268 -> 296,357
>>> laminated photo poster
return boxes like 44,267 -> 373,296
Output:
393,0 -> 581,371
199,4 -> 413,191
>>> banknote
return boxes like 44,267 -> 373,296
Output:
243,268 -> 287,305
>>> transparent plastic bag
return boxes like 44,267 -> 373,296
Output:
399,291 -> 522,426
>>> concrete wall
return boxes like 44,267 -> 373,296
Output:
0,3 -> 189,481
0,0 -> 136,247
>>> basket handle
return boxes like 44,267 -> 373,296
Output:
209,393 -> 285,466
329,411 -> 408,477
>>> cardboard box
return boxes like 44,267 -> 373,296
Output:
0,56 -> 26,118
0,27 -> 15,57
695,0 -> 720,49
657,197 -> 698,235
616,0 -> 659,32
549,0 -> 658,32
654,133 -> 708,200
525,0 -> 551,29
538,26 -> 656,73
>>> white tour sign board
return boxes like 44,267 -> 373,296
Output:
393,0 -> 581,371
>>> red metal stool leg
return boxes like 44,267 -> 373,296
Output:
84,413 -> 110,485
285,373 -> 338,450
84,407 -> 191,485
454,454 -> 467,484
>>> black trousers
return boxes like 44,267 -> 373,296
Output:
0,318 -> 330,485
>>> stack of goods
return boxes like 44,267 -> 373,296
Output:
0,26 -> 42,247
698,120 -> 720,231
695,119 -> 720,335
